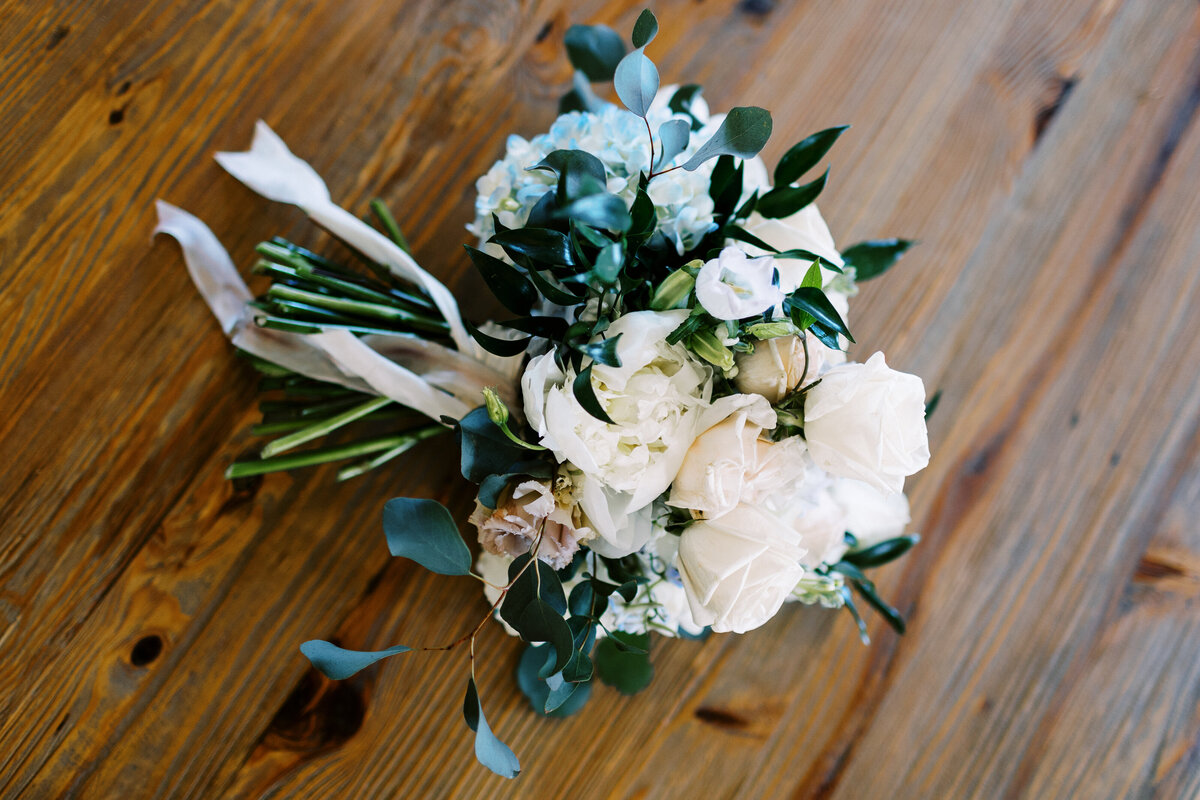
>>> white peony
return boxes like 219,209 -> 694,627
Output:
694,247 -> 784,320
831,478 -> 912,549
803,352 -> 930,494
522,310 -> 771,556
676,504 -> 808,634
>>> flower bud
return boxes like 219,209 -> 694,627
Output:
482,386 -> 509,426
649,263 -> 700,310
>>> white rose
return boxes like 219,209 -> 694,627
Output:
803,352 -> 930,494
695,247 -> 784,320
831,478 -> 911,549
522,310 -> 765,555
733,334 -> 825,403
667,396 -> 773,519
741,205 -> 843,292
676,504 -> 807,634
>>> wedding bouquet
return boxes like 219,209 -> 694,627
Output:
158,10 -> 931,778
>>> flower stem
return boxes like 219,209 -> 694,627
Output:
261,396 -> 395,458
225,427 -> 441,478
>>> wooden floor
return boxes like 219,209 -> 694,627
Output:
3,0 -> 1200,797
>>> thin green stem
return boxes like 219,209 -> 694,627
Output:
335,428 -> 440,480
225,431 -> 431,479
370,199 -> 413,255
261,396 -> 395,458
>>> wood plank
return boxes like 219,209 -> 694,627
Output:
2,0 -> 1198,797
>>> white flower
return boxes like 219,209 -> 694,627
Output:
522,310 -> 767,555
733,334 -> 824,403
803,352 -> 930,493
667,396 -> 785,519
831,478 -> 912,549
695,247 -> 784,320
741,205 -> 844,291
471,90 -> 770,255
676,504 -> 807,633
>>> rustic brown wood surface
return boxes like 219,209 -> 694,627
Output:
2,0 -> 1199,797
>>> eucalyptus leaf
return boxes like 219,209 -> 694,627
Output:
477,463 -> 553,509
517,599 -> 574,676
544,670 -> 579,713
841,238 -> 915,281
457,406 -> 531,482
516,644 -> 593,717
755,167 -> 829,219
774,125 -> 850,186
656,118 -> 690,170
681,106 -> 772,170
631,9 -> 658,48
559,69 -> 606,114
606,629 -> 649,654
464,246 -> 537,315
300,640 -> 411,680
463,678 -> 521,779
501,555 -> 568,633
563,24 -> 626,82
383,497 -> 472,575
572,364 -> 614,423
614,48 -> 659,118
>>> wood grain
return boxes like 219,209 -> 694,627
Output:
2,0 -> 1199,797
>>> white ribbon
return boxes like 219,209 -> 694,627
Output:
154,201 -> 499,422
213,121 -> 483,360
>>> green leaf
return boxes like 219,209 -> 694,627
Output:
300,640 -> 411,680
606,629 -> 648,654
756,167 -> 829,219
681,106 -> 772,171
572,364 -> 614,424
925,390 -> 942,419
490,227 -> 575,267
543,670 -> 579,713
464,246 -> 537,315
456,406 -> 532,482
464,319 -> 531,357
710,157 -> 744,217
581,333 -> 623,367
629,187 -> 656,236
631,9 -> 658,48
775,125 -> 850,186
553,193 -> 632,232
517,599 -> 574,676
560,70 -> 606,114
501,555 -> 568,633
668,83 -> 706,130
516,644 -> 593,717
842,238 -> 915,281
843,534 -> 921,569
563,24 -> 626,82
591,241 -> 624,284
787,261 -> 825,330
498,315 -> 569,339
463,678 -> 521,779
382,498 -> 472,575
614,48 -> 659,118
656,118 -> 690,170
530,150 -> 608,204
526,266 -> 585,306
595,633 -> 653,694
850,578 -> 906,635
786,287 -> 853,341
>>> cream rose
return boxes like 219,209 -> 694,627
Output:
741,205 -> 843,292
469,478 -> 591,569
831,478 -> 912,549
676,504 -> 808,634
803,352 -> 930,493
733,334 -> 826,403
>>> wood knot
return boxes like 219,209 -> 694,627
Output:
262,670 -> 366,753
695,706 -> 749,730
